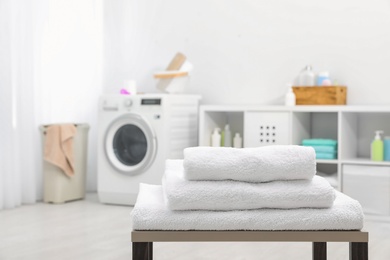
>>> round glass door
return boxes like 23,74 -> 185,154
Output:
105,114 -> 157,175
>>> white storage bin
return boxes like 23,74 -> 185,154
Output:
40,124 -> 89,204
244,112 -> 290,147
342,164 -> 390,216
154,71 -> 189,93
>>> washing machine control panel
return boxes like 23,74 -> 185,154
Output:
141,98 -> 161,106
123,99 -> 132,107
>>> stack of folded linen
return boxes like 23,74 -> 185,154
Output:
302,139 -> 338,160
132,145 -> 364,231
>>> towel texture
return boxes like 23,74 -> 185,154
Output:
163,160 -> 336,211
44,124 -> 77,177
183,146 -> 316,182
132,184 -> 364,231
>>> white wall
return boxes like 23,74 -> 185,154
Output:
104,0 -> 390,105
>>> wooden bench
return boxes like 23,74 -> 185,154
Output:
132,230 -> 368,260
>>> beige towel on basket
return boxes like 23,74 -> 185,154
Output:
44,124 -> 77,177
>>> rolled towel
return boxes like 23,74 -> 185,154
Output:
183,145 -> 316,182
132,184 -> 364,231
163,160 -> 335,211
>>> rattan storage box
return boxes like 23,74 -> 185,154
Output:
292,86 -> 347,105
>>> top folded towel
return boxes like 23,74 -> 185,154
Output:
302,139 -> 337,147
183,145 -> 316,182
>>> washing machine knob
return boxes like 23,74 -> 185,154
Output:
124,99 -> 132,107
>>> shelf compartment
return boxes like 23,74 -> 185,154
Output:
316,163 -> 338,189
199,111 -> 244,146
340,112 -> 390,160
291,112 -> 339,146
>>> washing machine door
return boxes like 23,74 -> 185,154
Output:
105,114 -> 157,176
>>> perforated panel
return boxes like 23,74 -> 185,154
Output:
244,112 -> 290,147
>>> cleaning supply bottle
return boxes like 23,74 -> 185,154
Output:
285,84 -> 296,106
371,130 -> 384,161
211,128 -> 221,147
233,133 -> 242,148
223,124 -> 232,147
298,65 -> 315,86
384,137 -> 390,161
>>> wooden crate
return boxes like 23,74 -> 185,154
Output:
292,86 -> 347,105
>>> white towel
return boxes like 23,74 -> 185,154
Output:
132,184 -> 364,231
162,160 -> 336,211
183,146 -> 316,182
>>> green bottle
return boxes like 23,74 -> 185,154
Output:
371,130 -> 384,161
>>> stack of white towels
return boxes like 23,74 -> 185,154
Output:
132,145 -> 364,231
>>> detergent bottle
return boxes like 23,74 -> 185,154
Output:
371,130 -> 384,161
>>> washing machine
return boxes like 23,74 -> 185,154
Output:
97,94 -> 201,205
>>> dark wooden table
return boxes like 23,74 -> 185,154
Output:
132,230 -> 368,260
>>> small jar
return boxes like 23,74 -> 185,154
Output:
317,72 -> 330,86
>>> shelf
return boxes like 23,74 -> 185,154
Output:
200,105 -> 390,113
342,158 -> 390,166
316,159 -> 338,164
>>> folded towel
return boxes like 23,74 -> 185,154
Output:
303,145 -> 337,153
132,184 -> 364,231
183,146 -> 316,182
316,152 -> 337,160
302,139 -> 337,147
44,124 -> 77,177
163,160 -> 335,211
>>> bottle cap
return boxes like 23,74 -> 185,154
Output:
375,130 -> 384,140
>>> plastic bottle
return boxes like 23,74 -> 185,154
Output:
371,130 -> 384,161
233,133 -> 242,148
223,124 -> 232,147
124,80 -> 137,95
384,137 -> 390,161
211,128 -> 221,147
298,65 -> 315,86
285,85 -> 296,106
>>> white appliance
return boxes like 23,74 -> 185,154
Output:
98,94 -> 200,205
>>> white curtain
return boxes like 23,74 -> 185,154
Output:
0,0 -> 103,210
0,0 -> 40,209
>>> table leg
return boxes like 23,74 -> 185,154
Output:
349,242 -> 368,260
312,242 -> 327,260
133,242 -> 153,260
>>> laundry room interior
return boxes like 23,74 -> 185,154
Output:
1,0 -> 390,259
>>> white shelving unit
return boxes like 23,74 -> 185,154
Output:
199,105 -> 390,217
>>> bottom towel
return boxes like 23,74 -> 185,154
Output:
132,184 -> 364,231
